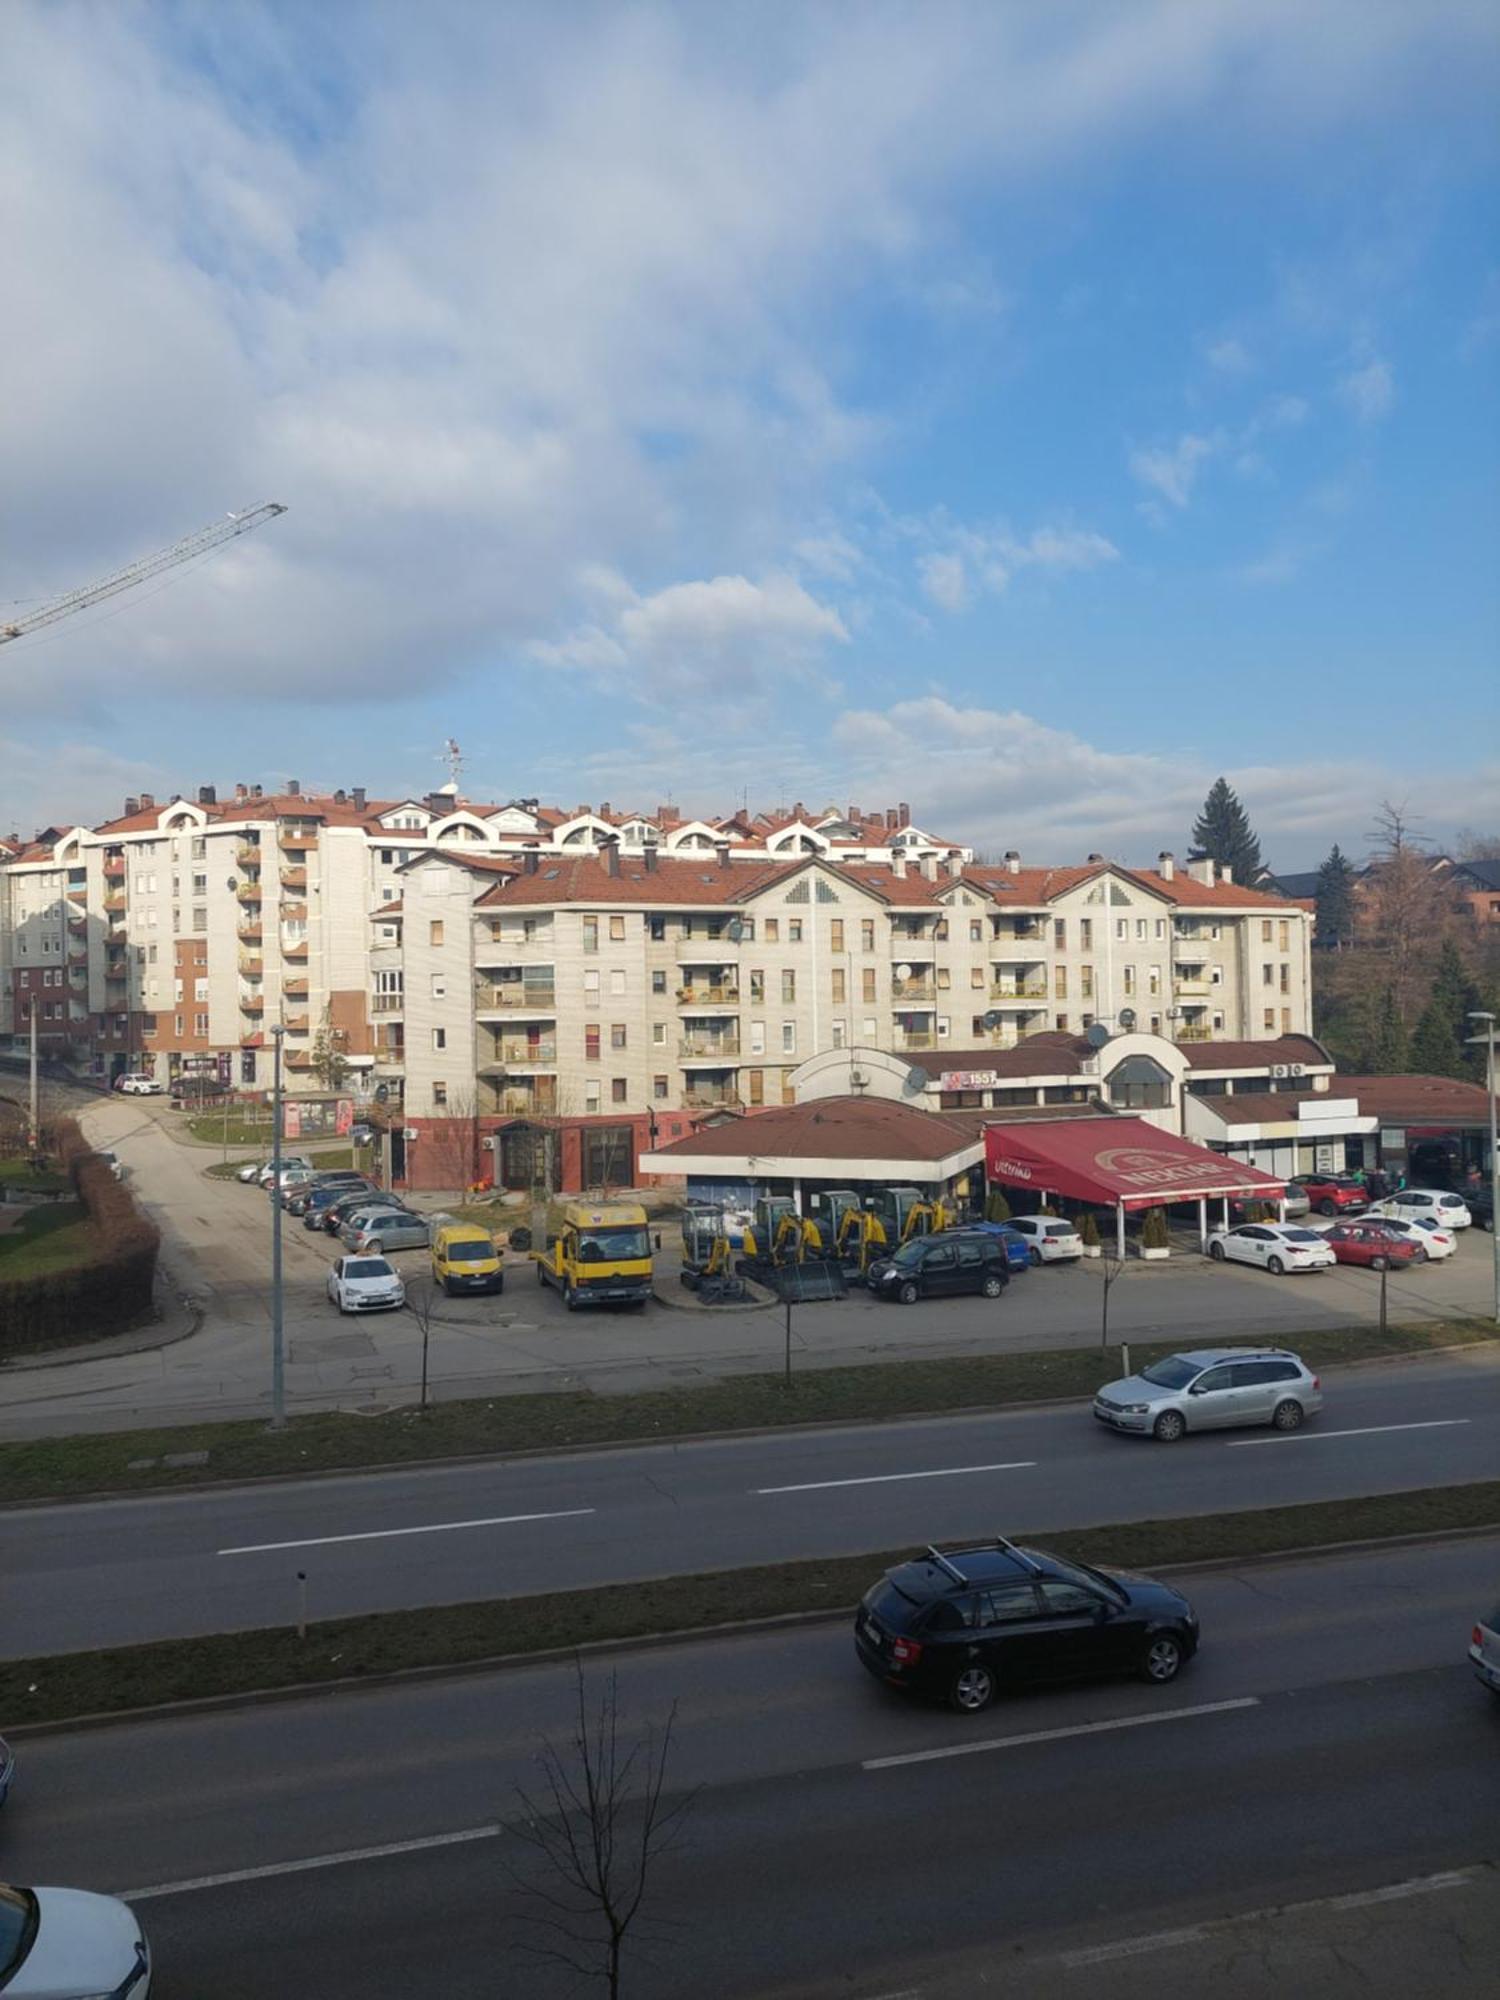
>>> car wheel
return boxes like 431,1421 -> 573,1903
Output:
1141,1633 -> 1184,1684
1209,1241 -> 1225,1261
898,1280 -> 920,1304
1271,1399 -> 1304,1432
1152,1409 -> 1186,1443
982,1274 -> 1004,1298
1267,1255 -> 1285,1276
948,1663 -> 997,1714
536,1261 -> 547,1286
564,1282 -> 578,1312
1412,1246 -> 1427,1263
1320,1200 -> 1337,1217
1371,1254 -> 1388,1271
365,1240 -> 383,1254
1028,1245 -> 1042,1267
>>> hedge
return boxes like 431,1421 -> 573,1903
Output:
0,1118 -> 160,1354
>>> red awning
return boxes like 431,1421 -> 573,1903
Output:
984,1116 -> 1285,1209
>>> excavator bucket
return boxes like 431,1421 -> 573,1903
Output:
768,1259 -> 847,1303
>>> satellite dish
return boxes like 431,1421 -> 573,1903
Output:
1118,1007 -> 1137,1029
1085,1022 -> 1112,1050
725,918 -> 744,942
895,962 -> 913,981
982,1010 -> 1003,1030
906,1066 -> 929,1092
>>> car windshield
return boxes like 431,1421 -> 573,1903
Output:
446,1240 -> 494,1262
0,1884 -> 38,1980
890,1241 -> 926,1267
1139,1355 -> 1200,1389
576,1226 -> 650,1261
1040,1552 -> 1126,1605
347,1258 -> 394,1279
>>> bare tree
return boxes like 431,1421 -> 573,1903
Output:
403,1275 -> 441,1412
506,1662 -> 695,1997
1361,800 -> 1447,1025
422,1086 -> 483,1194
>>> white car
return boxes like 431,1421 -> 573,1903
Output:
236,1158 -> 270,1183
257,1155 -> 313,1188
1363,1213 -> 1457,1261
1208,1222 -> 1335,1275
117,1074 -> 162,1095
1372,1189 -> 1472,1230
327,1254 -> 406,1314
0,1881 -> 151,1997
1005,1215 -> 1084,1263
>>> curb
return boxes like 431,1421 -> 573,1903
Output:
8,1519 -> 1497,1740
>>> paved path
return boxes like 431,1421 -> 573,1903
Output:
5,1537 -> 1496,1998
0,1091 -> 1493,1439
9,1347 -> 1499,1654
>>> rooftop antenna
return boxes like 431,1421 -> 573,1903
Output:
441,738 -> 464,794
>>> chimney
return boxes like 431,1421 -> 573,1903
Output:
288,778 -> 301,796
603,837 -> 621,877
352,786 -> 366,811
848,804 -> 860,823
1004,850 -> 1021,874
714,840 -> 732,871
251,783 -> 263,798
920,853 -> 938,882
945,855 -> 962,878
140,792 -> 154,810
644,847 -> 658,873
898,802 -> 911,828
1189,856 -> 1215,885
1087,851 -> 1104,864
124,796 -> 140,817
1219,863 -> 1233,885
334,788 -> 347,805
198,784 -> 216,806
523,849 -> 540,875
891,853 -> 907,879
598,800 -> 611,816
427,791 -> 447,813
792,801 -> 805,821
235,783 -> 248,801
1158,850 -> 1175,881
886,808 -> 899,830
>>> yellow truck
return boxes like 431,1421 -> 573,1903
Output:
535,1200 -> 653,1310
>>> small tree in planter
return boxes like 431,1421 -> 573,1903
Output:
985,1190 -> 1011,1222
1139,1206 -> 1170,1260
1076,1209 -> 1102,1258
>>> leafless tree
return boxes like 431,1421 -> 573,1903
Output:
403,1275 -> 441,1412
506,1662 -> 695,1997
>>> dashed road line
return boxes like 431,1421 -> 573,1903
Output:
758,1461 -> 1035,1495
862,1697 -> 1259,1770
218,1506 -> 594,1555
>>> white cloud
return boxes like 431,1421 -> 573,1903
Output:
1128,432 -> 1219,508
1337,355 -> 1395,424
1206,337 -> 1255,374
918,551 -> 971,613
911,517 -> 1118,612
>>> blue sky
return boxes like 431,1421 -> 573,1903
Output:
3,0 -> 1497,865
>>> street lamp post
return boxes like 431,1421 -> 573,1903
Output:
270,1024 -> 287,1429
1469,1011 -> 1499,1328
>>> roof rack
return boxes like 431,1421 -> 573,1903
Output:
924,1546 -> 969,1586
994,1535 -> 1043,1577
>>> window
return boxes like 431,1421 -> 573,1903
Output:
430,921 -> 444,946
1211,965 -> 1223,985
781,1022 -> 796,1054
970,967 -> 985,990
1056,1013 -> 1069,1031
1037,1581 -> 1101,1615
1262,964 -> 1274,986
431,1078 -> 447,1106
1080,965 -> 1094,998
747,1068 -> 764,1105
609,968 -> 626,997
651,969 -> 667,994
1135,919 -> 1147,940
194,1012 -> 209,1036
192,873 -> 207,896
192,907 -> 207,932
1114,918 -> 1126,941
1050,918 -> 1065,949
979,1585 -> 1041,1625
1279,964 -> 1290,994
782,970 -> 796,1002
749,970 -> 764,1003
652,1021 -> 667,1046
610,915 -> 625,941
1155,919 -> 1166,939
831,1019 -> 847,1048
649,915 -> 666,941
831,968 -> 846,1002
582,916 -> 598,953
750,1021 -> 766,1055
1262,919 -> 1273,943
862,967 -> 876,1003
611,1077 -> 627,1104
192,837 -> 207,860
1054,966 -> 1067,999
1106,1054 -> 1172,1110
1079,917 -> 1092,949
194,978 -> 208,1002
862,1016 -> 878,1038
1282,1006 -> 1292,1031
861,919 -> 875,952
174,1014 -> 184,1035
610,1023 -> 627,1050
432,1027 -> 446,1051
585,1080 -> 600,1111
653,1074 -> 669,1099
1263,1007 -> 1276,1031
583,969 -> 599,1006
788,919 -> 803,943
585,1025 -> 601,1060
764,918 -> 779,942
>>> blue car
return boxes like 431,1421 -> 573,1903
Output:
943,1221 -> 1030,1273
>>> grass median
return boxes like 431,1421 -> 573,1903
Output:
2,1317 -> 1494,1506
6,1481 -> 1497,1729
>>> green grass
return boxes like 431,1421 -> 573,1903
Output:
1,1317 -> 1493,1506
0,1202 -> 92,1278
5,1481 -> 1496,1726
0,1160 -> 70,1194
204,1145 -> 358,1180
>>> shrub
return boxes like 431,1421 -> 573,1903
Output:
1076,1210 -> 1101,1247
1140,1206 -> 1170,1251
984,1190 -> 1011,1222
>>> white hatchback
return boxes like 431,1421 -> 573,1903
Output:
0,1881 -> 150,1997
327,1254 -> 406,1314
1372,1189 -> 1472,1230
1208,1222 -> 1335,1275
1005,1215 -> 1084,1263
117,1074 -> 162,1095
1360,1212 -> 1456,1260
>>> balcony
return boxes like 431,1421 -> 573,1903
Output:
476,930 -> 554,963
1172,975 -> 1212,997
675,984 -> 739,1007
104,961 -> 128,984
676,939 -> 739,961
370,994 -> 403,1015
679,1037 -> 741,1061
279,828 -> 314,851
893,1031 -> 937,1052
68,949 -> 88,968
238,953 -> 264,978
1174,1025 -> 1214,1042
237,918 -> 262,942
103,891 -> 126,914
283,939 -> 308,961
236,841 -> 261,867
240,993 -> 264,1015
241,1031 -> 265,1049
684,1087 -> 743,1110
284,1049 -> 314,1071
68,914 -> 88,935
103,856 -> 126,881
476,983 -> 556,1013
280,865 -> 308,891
373,1046 -> 405,1072
989,980 -> 1048,1002
891,979 -> 936,1003
996,920 -> 1047,942
284,1013 -> 310,1034
492,1081 -> 559,1116
280,901 -> 308,923
236,882 -> 262,905
283,976 -> 309,999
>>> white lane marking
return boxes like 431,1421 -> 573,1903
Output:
1061,1926 -> 1209,1967
218,1507 -> 594,1555
1329,1869 -> 1477,1909
1227,1419 -> 1471,1448
758,1461 -> 1035,1496
862,1697 -> 1259,1771
120,1823 -> 498,1901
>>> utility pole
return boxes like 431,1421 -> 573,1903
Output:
269,1024 -> 287,1429
27,1000 -> 40,1155
1469,1012 -> 1500,1327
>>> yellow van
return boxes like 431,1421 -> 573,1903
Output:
431,1221 -> 505,1296
535,1201 -> 653,1310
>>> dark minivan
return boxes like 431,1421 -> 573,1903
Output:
855,1540 -> 1199,1713
868,1231 -> 1010,1303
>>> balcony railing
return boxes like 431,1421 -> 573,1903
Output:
284,976 -> 309,998
1174,1025 -> 1214,1042
893,1032 -> 937,1051
236,842 -> 261,867
679,1038 -> 741,1060
1172,976 -> 1212,997
68,915 -> 88,934
990,980 -> 1048,1001
104,962 -> 128,983
284,1050 -> 314,1071
279,828 -> 314,850
891,980 -> 936,1003
284,1013 -> 310,1034
498,1086 -> 559,1115
684,1088 -> 743,1110
675,985 -> 739,1006
103,857 -> 126,880
280,866 -> 308,891
482,1041 -> 559,1069
103,892 -> 126,914
676,941 -> 738,961
240,994 -> 264,1014
370,994 -> 403,1015
477,986 -> 557,1011
283,940 -> 309,961
238,953 -> 263,977
236,883 -> 262,904
237,919 -> 262,942
280,901 -> 308,923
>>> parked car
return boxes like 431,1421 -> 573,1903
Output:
236,1157 -> 270,1183
868,1232 -> 1011,1303
256,1155 -> 312,1187
0,1881 -> 151,1998
1325,1219 -> 1426,1269
327,1254 -> 405,1314
1471,1600 -> 1500,1698
286,1172 -> 374,1218
948,1220 -> 1031,1274
0,1736 -> 12,1808
1372,1188 -> 1472,1231
280,1168 -> 363,1210
116,1073 -> 162,1096
300,1181 -> 377,1228
322,1189 -> 407,1235
1004,1214 -> 1084,1264
340,1207 -> 431,1254
1360,1213 -> 1457,1261
1230,1185 -> 1311,1220
1093,1346 -> 1322,1442
1467,1182 -> 1494,1232
854,1539 -> 1199,1713
169,1075 -> 230,1100
1292,1173 -> 1368,1217
1206,1222 -> 1335,1275
431,1221 -> 505,1295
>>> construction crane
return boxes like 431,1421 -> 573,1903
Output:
1,503 -> 288,644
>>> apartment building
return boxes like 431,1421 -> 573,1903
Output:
391,842 -> 1312,1188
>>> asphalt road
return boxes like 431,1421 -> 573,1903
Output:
9,1347 -> 1499,1654
3,1536 -> 1496,1998
0,1092 -> 1490,1439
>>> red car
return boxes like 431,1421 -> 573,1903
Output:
1325,1220 -> 1425,1269
1294,1174 -> 1369,1218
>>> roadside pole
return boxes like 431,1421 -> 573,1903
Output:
27,1002 -> 39,1154
1469,1012 -> 1500,1327
269,1024 -> 286,1430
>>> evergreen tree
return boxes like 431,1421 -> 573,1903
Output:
1190,778 -> 1264,885
1411,938 -> 1482,1079
1408,1002 -> 1461,1079
1368,985 -> 1409,1073
1314,843 -> 1357,950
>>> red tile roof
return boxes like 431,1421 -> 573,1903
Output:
646,1094 -> 983,1164
1180,1034 -> 1331,1071
474,855 -> 803,908
1329,1074 -> 1499,1125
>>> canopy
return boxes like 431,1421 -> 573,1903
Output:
984,1115 -> 1285,1210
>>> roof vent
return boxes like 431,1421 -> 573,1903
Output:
1004,850 -> 1020,874
1086,851 -> 1104,864
287,778 -> 300,796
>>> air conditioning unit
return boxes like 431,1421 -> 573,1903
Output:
1271,1065 -> 1289,1077
848,1067 -> 869,1087
1290,1063 -> 1305,1076
481,1134 -> 499,1151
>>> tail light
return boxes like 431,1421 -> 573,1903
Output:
1312,1375 -> 1320,1390
891,1635 -> 924,1666
1474,1625 -> 1485,1648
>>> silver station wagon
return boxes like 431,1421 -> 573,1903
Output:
1094,1346 -> 1322,1443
